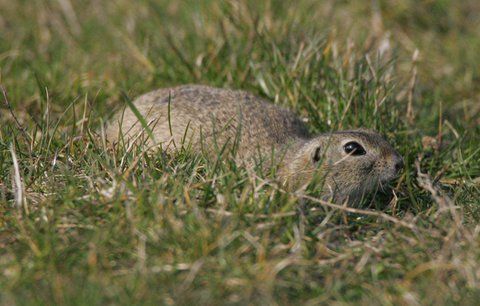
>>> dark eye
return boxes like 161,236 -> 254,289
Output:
343,141 -> 366,156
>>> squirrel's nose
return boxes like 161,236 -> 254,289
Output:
394,157 -> 404,174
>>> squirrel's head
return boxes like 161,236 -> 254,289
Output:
284,129 -> 403,204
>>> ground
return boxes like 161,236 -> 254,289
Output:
0,0 -> 479,305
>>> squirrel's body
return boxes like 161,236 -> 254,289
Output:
106,85 -> 309,162
106,85 -> 403,203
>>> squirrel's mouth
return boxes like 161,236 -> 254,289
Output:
376,174 -> 401,193
379,166 -> 403,183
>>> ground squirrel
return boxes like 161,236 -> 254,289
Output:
106,85 -> 403,203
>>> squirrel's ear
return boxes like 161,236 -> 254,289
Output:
312,146 -> 322,163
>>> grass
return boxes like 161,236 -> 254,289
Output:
1,0 -> 479,304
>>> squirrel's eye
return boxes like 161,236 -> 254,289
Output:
343,141 -> 366,156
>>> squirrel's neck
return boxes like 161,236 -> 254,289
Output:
275,137 -> 310,181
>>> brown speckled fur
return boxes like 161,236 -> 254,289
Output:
106,85 -> 403,203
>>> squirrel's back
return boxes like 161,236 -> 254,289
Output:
106,85 -> 309,159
